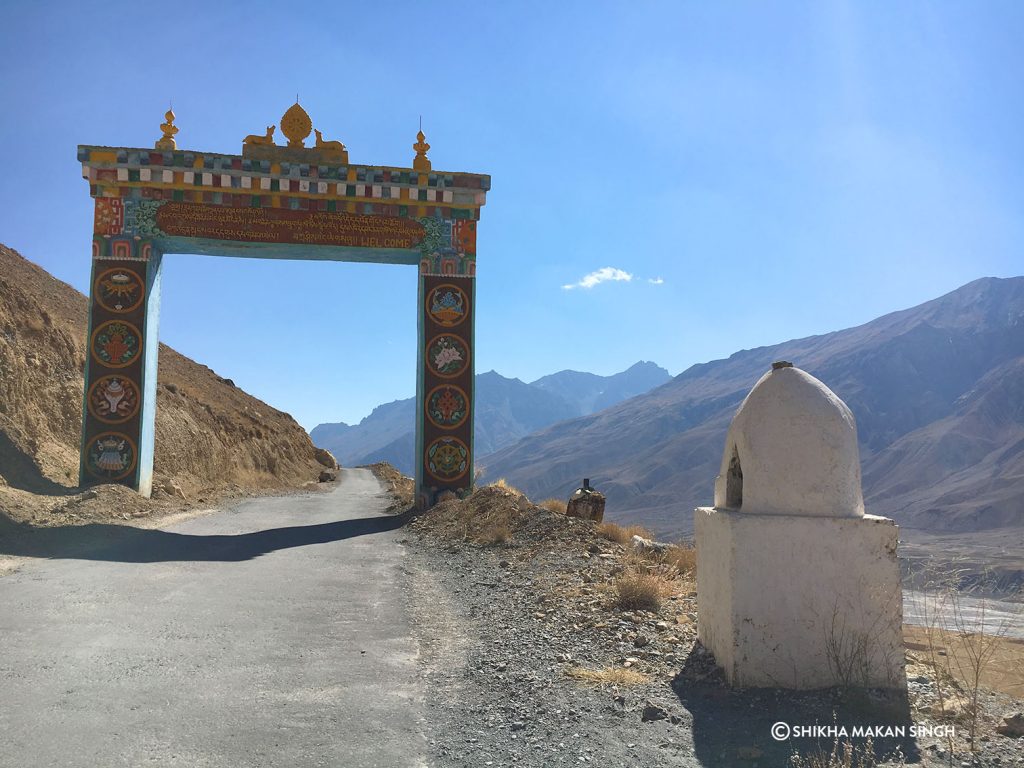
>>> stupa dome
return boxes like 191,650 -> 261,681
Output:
713,363 -> 865,518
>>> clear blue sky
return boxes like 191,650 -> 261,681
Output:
2,1 -> 1021,430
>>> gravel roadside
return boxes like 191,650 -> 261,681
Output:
395,484 -> 1024,768
401,519 -> 697,767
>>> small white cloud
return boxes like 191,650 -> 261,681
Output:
562,267 -> 634,290
648,277 -> 664,285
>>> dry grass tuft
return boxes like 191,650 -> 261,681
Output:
597,524 -> 696,579
565,666 -> 650,686
490,477 -> 520,494
478,520 -> 511,546
659,544 -> 697,576
539,498 -> 566,514
596,521 -> 654,545
618,540 -> 700,577
615,570 -> 669,611
789,737 -> 878,768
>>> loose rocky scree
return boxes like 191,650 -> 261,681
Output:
386,478 -> 1024,767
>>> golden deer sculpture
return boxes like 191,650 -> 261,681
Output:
243,125 -> 276,146
314,129 -> 346,152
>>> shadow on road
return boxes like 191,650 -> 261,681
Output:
673,644 -> 921,765
0,512 -> 409,564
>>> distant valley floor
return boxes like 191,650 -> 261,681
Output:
899,525 -> 1024,596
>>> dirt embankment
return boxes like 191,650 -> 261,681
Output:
0,244 -> 325,527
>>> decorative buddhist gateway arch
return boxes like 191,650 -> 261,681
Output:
78,103 -> 489,509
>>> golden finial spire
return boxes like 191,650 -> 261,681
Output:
413,120 -> 431,172
155,108 -> 178,150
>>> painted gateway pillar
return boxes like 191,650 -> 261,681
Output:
78,104 -> 488,507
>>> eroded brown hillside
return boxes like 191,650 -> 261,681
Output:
0,244 -> 324,525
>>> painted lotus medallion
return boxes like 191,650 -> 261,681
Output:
85,431 -> 137,480
426,334 -> 469,379
426,437 -> 469,482
91,320 -> 141,368
427,284 -> 468,328
426,385 -> 469,429
95,268 -> 144,313
88,376 -> 141,424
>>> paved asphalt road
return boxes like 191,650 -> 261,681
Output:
0,469 -> 426,768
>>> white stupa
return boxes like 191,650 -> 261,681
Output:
695,362 -> 906,690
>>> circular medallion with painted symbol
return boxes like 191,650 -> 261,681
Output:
426,334 -> 470,379
87,375 -> 141,424
91,320 -> 141,368
85,431 -> 138,481
426,384 -> 469,430
95,268 -> 144,313
426,437 -> 469,482
427,283 -> 468,328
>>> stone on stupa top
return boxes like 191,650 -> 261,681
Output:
713,362 -> 865,518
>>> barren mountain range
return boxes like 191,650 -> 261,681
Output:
310,362 -> 671,475
5,241 -> 1021,554
480,277 -> 1024,540
0,245 -> 324,525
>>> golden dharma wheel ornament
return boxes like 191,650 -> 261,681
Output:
281,101 -> 313,148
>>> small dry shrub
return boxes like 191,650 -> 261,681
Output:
596,522 -> 654,545
565,666 -> 650,686
490,477 -> 520,493
911,560 -> 1021,751
790,737 -> 877,768
478,520 -> 510,546
661,544 -> 696,576
615,571 -> 666,611
539,498 -> 566,514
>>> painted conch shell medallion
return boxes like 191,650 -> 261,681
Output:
91,320 -> 141,368
86,432 -> 137,480
427,284 -> 468,328
426,437 -> 469,481
95,268 -> 144,313
426,334 -> 469,379
88,376 -> 141,424
426,385 -> 469,429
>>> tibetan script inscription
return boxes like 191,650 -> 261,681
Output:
155,202 -> 425,249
